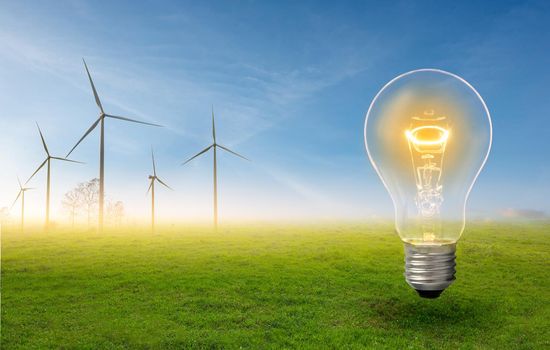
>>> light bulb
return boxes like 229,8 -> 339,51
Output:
364,69 -> 492,298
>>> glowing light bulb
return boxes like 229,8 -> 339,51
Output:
364,69 -> 492,298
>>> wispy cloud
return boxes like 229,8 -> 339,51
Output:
0,1 -> 376,150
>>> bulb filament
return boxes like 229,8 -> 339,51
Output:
405,111 -> 449,242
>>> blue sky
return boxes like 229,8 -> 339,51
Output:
1,0 -> 549,222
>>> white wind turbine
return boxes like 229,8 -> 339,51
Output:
12,177 -> 34,232
147,148 -> 172,233
182,106 -> 249,230
26,123 -> 82,229
66,58 -> 162,232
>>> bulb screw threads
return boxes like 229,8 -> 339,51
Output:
404,243 -> 456,298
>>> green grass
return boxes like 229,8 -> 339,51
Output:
2,222 -> 549,349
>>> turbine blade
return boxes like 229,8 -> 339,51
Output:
83,58 -> 104,113
36,122 -> 50,156
151,147 -> 157,177
181,145 -> 213,165
217,144 -> 250,161
146,179 -> 153,194
212,105 -> 216,142
51,156 -> 85,164
11,191 -> 22,209
105,114 -> 163,127
26,159 -> 48,184
66,117 -> 101,157
17,176 -> 22,189
156,177 -> 173,190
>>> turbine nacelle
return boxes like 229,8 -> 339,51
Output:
66,60 -> 162,159
147,148 -> 173,194
12,177 -> 34,209
26,123 -> 83,185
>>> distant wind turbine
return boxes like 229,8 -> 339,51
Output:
182,106 -> 249,230
66,58 -> 162,232
147,148 -> 172,233
12,177 -> 33,232
26,123 -> 83,229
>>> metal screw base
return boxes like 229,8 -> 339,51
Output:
404,243 -> 456,298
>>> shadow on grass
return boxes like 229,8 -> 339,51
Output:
362,294 -> 498,333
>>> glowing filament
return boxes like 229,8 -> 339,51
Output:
405,126 -> 449,146
405,117 -> 449,241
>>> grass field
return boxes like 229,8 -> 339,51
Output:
1,222 -> 549,349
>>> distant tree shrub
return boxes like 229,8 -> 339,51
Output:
106,200 -> 125,227
62,189 -> 81,228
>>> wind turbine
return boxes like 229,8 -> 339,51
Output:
12,177 -> 33,232
182,106 -> 249,230
26,123 -> 82,229
66,58 -> 162,232
147,148 -> 172,233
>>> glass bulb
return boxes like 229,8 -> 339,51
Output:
364,69 -> 492,298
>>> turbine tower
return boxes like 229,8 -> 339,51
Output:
147,148 -> 172,233
12,177 -> 33,232
26,123 -> 82,229
66,58 -> 162,232
182,106 -> 249,230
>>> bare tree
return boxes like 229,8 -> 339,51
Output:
76,178 -> 99,228
107,200 -> 125,227
62,189 -> 81,228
